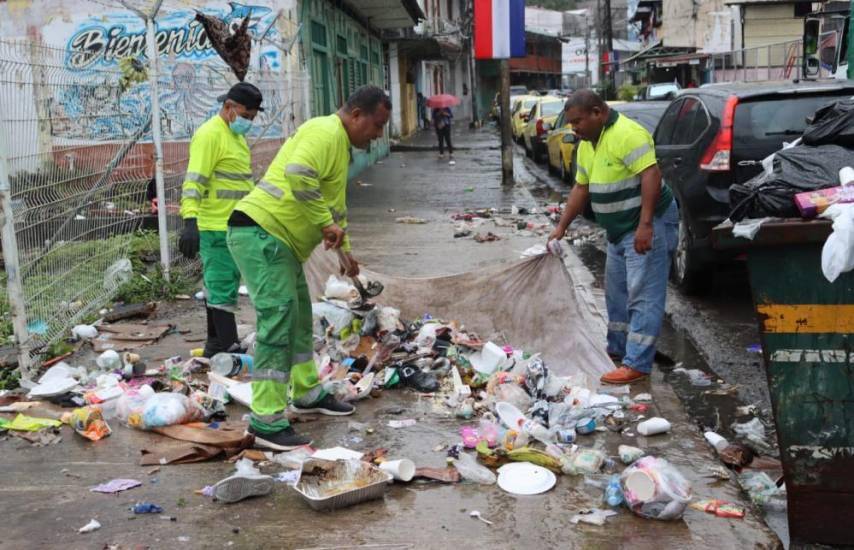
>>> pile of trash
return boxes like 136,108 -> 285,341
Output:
727,97 -> 854,282
1,264 -> 772,527
449,207 -> 552,241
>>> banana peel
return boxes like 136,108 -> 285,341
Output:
476,441 -> 563,474
506,447 -> 564,474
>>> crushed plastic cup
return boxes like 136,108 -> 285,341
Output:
637,417 -> 671,436
379,459 -> 415,482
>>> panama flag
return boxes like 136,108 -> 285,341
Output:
474,0 -> 526,59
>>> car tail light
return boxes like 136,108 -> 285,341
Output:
536,119 -> 545,136
700,96 -> 739,172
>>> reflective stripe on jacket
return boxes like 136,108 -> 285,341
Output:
180,116 -> 253,231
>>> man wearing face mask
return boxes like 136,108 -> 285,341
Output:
179,82 -> 263,358
226,86 -> 391,450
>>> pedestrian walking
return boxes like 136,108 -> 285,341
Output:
548,90 -> 679,385
433,106 -> 455,165
226,85 -> 391,450
179,82 -> 263,358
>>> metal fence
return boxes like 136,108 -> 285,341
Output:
708,39 -> 803,84
0,5 -> 309,378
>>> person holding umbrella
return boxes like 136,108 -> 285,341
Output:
426,93 -> 460,165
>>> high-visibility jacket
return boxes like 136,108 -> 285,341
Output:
180,116 -> 253,231
575,110 -> 673,243
234,114 -> 351,263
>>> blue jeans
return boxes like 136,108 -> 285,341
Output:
605,201 -> 679,374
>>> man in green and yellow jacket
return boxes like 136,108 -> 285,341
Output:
227,86 -> 391,450
179,83 -> 263,358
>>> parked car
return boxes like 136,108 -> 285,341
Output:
611,101 -> 669,133
637,82 -> 680,101
511,95 -> 539,141
545,108 -> 577,181
653,79 -> 854,292
490,91 -> 529,121
522,97 -> 565,162
510,85 -> 529,96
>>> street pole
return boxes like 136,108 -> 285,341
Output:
469,14 -> 479,126
0,114 -> 33,379
849,0 -> 854,79
499,59 -> 513,185
145,16 -> 170,283
585,17 -> 591,88
603,0 -> 614,97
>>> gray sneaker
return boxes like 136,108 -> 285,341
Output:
213,473 -> 274,504
290,394 -> 355,416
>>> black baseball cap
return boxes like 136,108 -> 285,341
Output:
217,82 -> 264,112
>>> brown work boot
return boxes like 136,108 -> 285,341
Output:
600,365 -> 648,385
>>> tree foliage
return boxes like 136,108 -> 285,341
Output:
528,0 -> 577,11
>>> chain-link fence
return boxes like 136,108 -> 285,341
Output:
0,4 -> 309,377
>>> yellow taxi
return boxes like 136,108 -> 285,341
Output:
545,107 -> 577,181
522,96 -> 565,163
510,95 -> 539,142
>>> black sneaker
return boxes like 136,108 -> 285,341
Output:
290,394 -> 355,416
247,426 -> 312,451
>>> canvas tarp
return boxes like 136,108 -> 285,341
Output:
305,250 -> 614,382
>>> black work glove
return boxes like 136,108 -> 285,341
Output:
178,218 -> 200,259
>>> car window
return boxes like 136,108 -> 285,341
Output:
670,98 -> 709,145
734,94 -> 849,143
554,110 -> 565,128
540,102 -> 564,116
529,104 -> 539,118
648,83 -> 679,99
654,99 -> 682,145
523,99 -> 537,110
511,100 -> 522,114
618,108 -> 666,133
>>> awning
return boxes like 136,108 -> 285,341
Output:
343,0 -> 425,30
619,42 -> 696,66
650,52 -> 710,68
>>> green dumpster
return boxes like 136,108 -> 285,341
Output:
713,218 -> 854,546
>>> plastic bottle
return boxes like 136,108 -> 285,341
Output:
521,419 -> 555,445
605,474 -> 624,506
210,353 -> 253,377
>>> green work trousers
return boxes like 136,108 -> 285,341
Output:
226,225 -> 324,433
199,231 -> 241,312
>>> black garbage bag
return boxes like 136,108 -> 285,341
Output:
803,98 -> 854,147
729,144 -> 852,221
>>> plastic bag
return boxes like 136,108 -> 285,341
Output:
620,456 -> 692,520
452,452 -> 497,485
139,392 -> 205,429
729,145 -> 853,221
324,275 -> 359,301
63,405 -> 111,441
491,382 -> 532,412
821,203 -> 854,282
312,302 -> 356,337
803,98 -> 854,147
115,385 -> 155,427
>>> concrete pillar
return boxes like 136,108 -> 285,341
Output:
388,42 -> 403,138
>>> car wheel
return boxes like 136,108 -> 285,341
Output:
670,213 -> 710,294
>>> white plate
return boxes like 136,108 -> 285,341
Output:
497,462 -> 557,495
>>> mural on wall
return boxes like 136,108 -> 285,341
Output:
44,1 -> 295,142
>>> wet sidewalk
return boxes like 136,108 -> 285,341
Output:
0,128 -> 780,549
